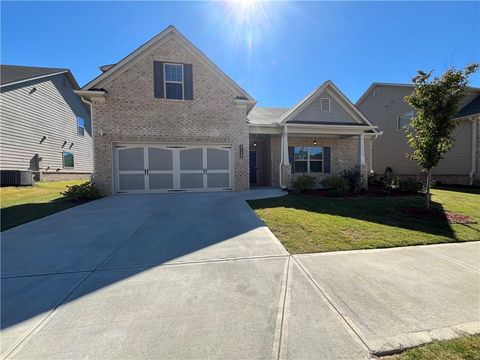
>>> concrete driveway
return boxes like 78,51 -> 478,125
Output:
1,191 -> 479,359
1,191 -> 368,359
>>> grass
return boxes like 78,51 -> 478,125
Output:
248,188 -> 480,254
1,180 -> 87,231
386,335 -> 480,360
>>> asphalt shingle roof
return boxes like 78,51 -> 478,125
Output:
0,65 -> 68,86
247,107 -> 289,125
458,95 -> 480,118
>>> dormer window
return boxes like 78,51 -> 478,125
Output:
320,98 -> 330,112
164,63 -> 184,100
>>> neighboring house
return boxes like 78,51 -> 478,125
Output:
357,83 -> 480,185
77,26 -> 379,195
0,65 -> 92,182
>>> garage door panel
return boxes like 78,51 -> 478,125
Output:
119,174 -> 145,191
149,174 -> 173,190
148,148 -> 173,171
180,148 -> 203,170
207,173 -> 229,188
180,173 -> 204,189
118,148 -> 144,171
207,148 -> 229,170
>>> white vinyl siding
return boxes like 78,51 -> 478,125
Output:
0,74 -> 92,173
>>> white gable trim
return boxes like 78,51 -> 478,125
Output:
278,80 -> 377,130
82,26 -> 255,103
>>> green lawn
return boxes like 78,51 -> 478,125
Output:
1,180 -> 87,231
249,188 -> 480,254
387,335 -> 480,360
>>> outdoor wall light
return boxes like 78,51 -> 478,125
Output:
239,144 -> 244,158
253,142 -> 257,147
313,138 -> 317,145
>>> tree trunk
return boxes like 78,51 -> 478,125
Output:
425,169 -> 432,209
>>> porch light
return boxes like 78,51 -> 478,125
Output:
313,139 -> 317,145
253,142 -> 257,147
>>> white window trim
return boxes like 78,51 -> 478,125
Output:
62,151 -> 74,169
320,98 -> 331,112
77,117 -> 85,137
293,147 -> 324,174
164,63 -> 184,100
397,111 -> 414,130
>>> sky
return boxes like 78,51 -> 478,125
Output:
2,1 -> 479,107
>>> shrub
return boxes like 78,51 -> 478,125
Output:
291,175 -> 316,194
383,166 -> 394,187
341,167 -> 362,193
368,172 -> 384,187
322,175 -> 350,197
394,177 -> 423,194
63,181 -> 102,201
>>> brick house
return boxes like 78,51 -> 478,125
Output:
77,26 -> 379,195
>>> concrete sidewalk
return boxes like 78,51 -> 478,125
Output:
295,241 -> 480,355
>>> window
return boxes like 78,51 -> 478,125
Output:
164,63 -> 184,100
397,110 -> 414,129
373,88 -> 380,97
77,117 -> 85,136
320,98 -> 330,112
293,147 -> 323,173
62,152 -> 74,168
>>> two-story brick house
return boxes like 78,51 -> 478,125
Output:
78,26 -> 379,195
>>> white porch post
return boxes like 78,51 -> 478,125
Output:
358,133 -> 366,166
283,125 -> 290,166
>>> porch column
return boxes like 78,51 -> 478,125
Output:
358,133 -> 366,166
280,126 -> 292,188
358,133 -> 367,189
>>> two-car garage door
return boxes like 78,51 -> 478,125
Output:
114,144 -> 232,193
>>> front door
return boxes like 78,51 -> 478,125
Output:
249,150 -> 257,185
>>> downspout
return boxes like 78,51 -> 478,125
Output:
469,119 -> 477,185
80,96 -> 96,182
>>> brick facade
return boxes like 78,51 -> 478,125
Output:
35,171 -> 91,182
90,37 -> 250,195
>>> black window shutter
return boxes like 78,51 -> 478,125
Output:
153,61 -> 164,98
324,147 -> 331,173
183,64 -> 193,100
288,147 -> 294,173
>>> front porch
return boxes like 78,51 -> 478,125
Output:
249,131 -> 372,190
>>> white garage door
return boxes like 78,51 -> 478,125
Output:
114,144 -> 232,193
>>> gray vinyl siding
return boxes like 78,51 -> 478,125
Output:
0,74 -> 92,173
358,85 -> 474,175
290,91 -> 357,124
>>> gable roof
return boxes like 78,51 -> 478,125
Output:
247,107 -> 289,125
457,95 -> 480,118
278,80 -> 378,130
82,25 -> 255,105
0,65 -> 79,88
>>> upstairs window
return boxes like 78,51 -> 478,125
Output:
373,88 -> 381,97
292,147 -> 324,173
320,98 -> 330,112
77,117 -> 85,136
397,110 -> 414,129
164,63 -> 184,100
62,151 -> 74,168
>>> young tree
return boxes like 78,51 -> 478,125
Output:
405,64 -> 479,208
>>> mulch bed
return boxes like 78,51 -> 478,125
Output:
401,207 -> 476,224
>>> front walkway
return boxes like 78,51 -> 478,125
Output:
1,190 -> 478,359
